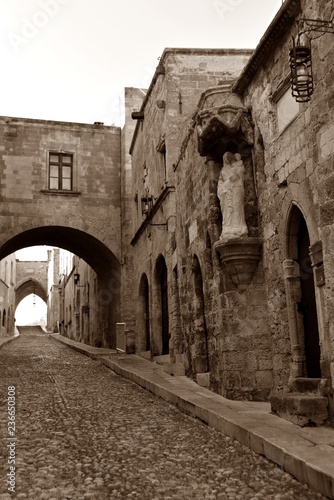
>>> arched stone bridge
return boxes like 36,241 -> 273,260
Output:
0,116 -> 123,346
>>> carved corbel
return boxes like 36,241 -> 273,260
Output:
196,93 -> 254,157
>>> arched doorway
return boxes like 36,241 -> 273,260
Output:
288,206 -> 321,378
192,255 -> 209,374
0,226 -> 121,348
155,256 -> 169,355
137,274 -> 150,353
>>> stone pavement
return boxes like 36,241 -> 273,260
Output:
49,333 -> 334,499
0,331 -> 333,499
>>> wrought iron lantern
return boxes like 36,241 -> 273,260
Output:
289,18 -> 334,102
141,196 -> 153,218
289,36 -> 313,102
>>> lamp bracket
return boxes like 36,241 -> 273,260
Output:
297,18 -> 334,38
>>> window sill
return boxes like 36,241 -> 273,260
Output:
40,189 -> 81,196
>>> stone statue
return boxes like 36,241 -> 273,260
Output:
217,152 -> 248,241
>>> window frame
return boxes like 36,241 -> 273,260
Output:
271,74 -> 300,136
48,152 -> 74,191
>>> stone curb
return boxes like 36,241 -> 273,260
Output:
49,333 -> 334,499
0,335 -> 20,350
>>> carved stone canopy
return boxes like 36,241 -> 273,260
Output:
196,91 -> 254,157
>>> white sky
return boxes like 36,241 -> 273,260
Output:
15,246 -> 50,260
1,0 -> 283,127
15,295 -> 47,325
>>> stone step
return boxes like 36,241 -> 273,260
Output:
153,354 -> 170,365
271,393 -> 329,427
138,350 -> 151,360
163,362 -> 186,376
17,325 -> 45,335
289,377 -> 324,395
196,372 -> 210,389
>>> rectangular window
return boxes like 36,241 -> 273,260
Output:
49,153 -> 73,190
276,88 -> 299,133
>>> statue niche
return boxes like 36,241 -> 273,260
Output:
196,90 -> 262,291
214,149 -> 262,292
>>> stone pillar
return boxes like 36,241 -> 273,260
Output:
205,157 -> 221,244
309,241 -> 330,378
283,259 -> 306,381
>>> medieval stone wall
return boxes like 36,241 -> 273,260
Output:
129,49 -> 258,391
238,0 -> 334,418
174,100 -> 271,400
120,88 -> 145,350
46,248 -> 60,333
57,254 -> 100,346
16,260 -> 48,297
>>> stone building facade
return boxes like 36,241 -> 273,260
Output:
234,0 -> 334,424
128,48 -> 252,363
56,251 -> 101,346
127,0 -> 334,426
46,248 -> 61,333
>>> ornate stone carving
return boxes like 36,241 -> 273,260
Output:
197,90 -> 262,291
213,237 -> 262,292
196,93 -> 254,157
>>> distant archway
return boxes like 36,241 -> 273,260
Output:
15,278 -> 47,309
0,226 -> 121,348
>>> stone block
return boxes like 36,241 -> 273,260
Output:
256,370 -> 273,390
258,354 -> 273,371
271,393 -> 329,427
196,372 -> 210,388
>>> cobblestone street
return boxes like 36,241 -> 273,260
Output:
0,330 -> 328,500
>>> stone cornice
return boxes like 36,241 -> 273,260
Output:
232,0 -> 301,95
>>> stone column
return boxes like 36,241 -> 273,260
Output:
283,259 -> 306,381
309,241 -> 330,379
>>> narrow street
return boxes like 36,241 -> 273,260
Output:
0,329 -> 327,500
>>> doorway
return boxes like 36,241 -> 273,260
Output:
297,216 -> 321,377
155,256 -> 169,355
